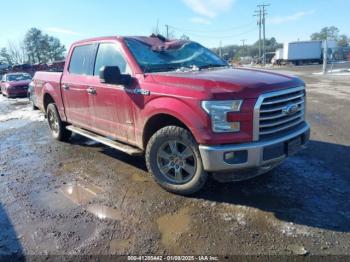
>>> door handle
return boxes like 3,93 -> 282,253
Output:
87,87 -> 96,95
62,84 -> 69,90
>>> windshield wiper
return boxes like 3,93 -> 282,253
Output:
176,65 -> 200,72
144,66 -> 179,73
198,64 -> 229,70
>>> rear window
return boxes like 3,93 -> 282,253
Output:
68,44 -> 95,75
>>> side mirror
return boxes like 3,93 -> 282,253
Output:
99,66 -> 132,86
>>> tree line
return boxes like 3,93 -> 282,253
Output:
0,28 -> 66,66
211,26 -> 349,62
311,26 -> 349,47
212,37 -> 282,62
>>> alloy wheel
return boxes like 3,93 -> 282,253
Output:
156,140 -> 197,184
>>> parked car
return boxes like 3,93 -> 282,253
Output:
1,72 -> 32,98
28,81 -> 38,110
33,35 -> 310,195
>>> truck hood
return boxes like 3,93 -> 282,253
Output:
149,67 -> 304,99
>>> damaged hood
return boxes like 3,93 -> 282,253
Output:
149,67 -> 304,99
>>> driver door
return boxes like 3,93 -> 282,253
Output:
87,42 -> 136,144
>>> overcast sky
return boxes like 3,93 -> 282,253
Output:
1,0 -> 349,49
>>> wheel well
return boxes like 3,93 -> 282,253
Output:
43,93 -> 55,113
143,114 -> 188,148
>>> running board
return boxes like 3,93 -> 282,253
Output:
66,125 -> 143,156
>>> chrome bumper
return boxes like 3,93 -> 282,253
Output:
199,123 -> 310,173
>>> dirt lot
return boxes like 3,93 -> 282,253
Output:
0,64 -> 350,259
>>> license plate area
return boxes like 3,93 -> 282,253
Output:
286,136 -> 302,156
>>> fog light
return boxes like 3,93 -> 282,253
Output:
225,152 -> 235,160
224,150 -> 248,164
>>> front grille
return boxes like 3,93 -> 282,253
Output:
13,85 -> 28,90
254,87 -> 306,140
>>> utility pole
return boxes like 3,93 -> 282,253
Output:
165,24 -> 169,38
257,4 -> 269,66
258,9 -> 262,63
241,39 -> 246,57
254,7 -> 263,64
219,41 -> 222,58
323,39 -> 328,74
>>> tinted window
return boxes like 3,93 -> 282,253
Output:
94,43 -> 130,76
69,44 -> 94,75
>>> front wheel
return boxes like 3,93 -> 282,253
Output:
47,103 -> 72,141
145,126 -> 207,195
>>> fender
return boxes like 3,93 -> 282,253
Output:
42,82 -> 67,122
138,96 -> 212,145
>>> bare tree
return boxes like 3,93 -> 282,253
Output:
7,40 -> 27,64
0,48 -> 12,64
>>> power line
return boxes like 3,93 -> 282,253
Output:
169,26 -> 257,39
167,21 -> 256,33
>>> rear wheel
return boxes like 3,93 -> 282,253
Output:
47,103 -> 71,141
145,126 -> 207,195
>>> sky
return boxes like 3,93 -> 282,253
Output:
0,0 -> 349,50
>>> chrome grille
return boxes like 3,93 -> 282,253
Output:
254,86 -> 306,140
13,85 -> 28,90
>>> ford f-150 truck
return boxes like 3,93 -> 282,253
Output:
33,35 -> 310,195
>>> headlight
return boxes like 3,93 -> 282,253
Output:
201,100 -> 243,133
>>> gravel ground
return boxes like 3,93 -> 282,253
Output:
0,64 -> 349,259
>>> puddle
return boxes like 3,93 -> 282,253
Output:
86,204 -> 122,220
109,237 -> 132,252
287,244 -> 309,255
61,182 -> 103,205
131,173 -> 152,182
0,119 -> 31,131
157,207 -> 191,252
30,190 -> 77,212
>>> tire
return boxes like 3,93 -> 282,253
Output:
145,126 -> 207,195
46,103 -> 72,141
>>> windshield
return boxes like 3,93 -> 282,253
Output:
125,39 -> 228,73
7,73 -> 32,82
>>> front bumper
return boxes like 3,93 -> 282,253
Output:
199,123 -> 310,176
7,89 -> 28,97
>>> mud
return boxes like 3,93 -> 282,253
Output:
0,64 -> 350,257
157,207 -> 191,254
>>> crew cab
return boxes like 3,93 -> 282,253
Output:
33,35 -> 310,195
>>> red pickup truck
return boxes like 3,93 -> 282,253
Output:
33,35 -> 310,195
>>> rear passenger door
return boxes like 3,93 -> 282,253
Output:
61,44 -> 97,129
88,42 -> 136,144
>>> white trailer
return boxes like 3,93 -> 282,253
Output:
274,40 -> 323,65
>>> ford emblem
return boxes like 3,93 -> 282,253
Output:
282,104 -> 299,116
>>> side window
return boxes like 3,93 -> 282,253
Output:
94,43 -> 131,76
68,44 -> 94,75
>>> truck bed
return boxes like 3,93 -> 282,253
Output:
34,71 -> 62,84
33,71 -> 64,115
